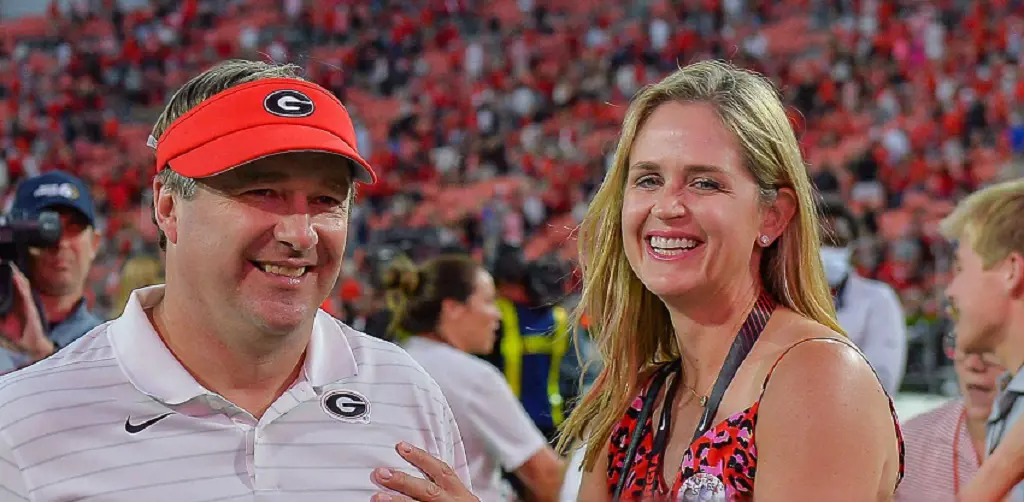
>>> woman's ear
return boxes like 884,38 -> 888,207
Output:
439,298 -> 466,324
759,187 -> 797,245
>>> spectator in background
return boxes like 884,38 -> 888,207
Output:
0,171 -> 102,373
821,201 -> 908,394
111,253 -> 163,317
485,244 -> 575,443
896,333 -> 1004,501
385,253 -> 565,502
943,179 -> 1024,502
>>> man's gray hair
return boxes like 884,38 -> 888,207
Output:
150,60 -> 306,249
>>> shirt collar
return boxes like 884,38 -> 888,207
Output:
305,309 -> 359,389
108,285 -> 358,405
1003,369 -> 1024,394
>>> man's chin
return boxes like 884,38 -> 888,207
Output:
965,404 -> 995,423
247,303 -> 316,336
254,318 -> 310,337
35,281 -> 78,297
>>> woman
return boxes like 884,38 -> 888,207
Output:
382,254 -> 566,502
554,60 -> 905,501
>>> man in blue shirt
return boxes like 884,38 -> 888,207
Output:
0,171 -> 103,373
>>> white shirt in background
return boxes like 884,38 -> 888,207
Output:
836,274 -> 908,395
403,337 -> 548,502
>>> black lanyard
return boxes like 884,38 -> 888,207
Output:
613,294 -> 776,499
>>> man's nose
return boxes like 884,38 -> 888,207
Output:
963,353 -> 988,371
273,196 -> 318,251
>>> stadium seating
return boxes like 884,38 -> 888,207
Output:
1,0 -> 1021,391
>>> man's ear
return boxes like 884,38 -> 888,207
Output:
1005,251 -> 1024,298
153,177 -> 179,247
759,187 -> 798,245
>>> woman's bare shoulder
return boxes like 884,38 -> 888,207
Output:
753,314 -> 901,499
753,310 -> 849,371
760,310 -> 886,399
768,308 -> 847,345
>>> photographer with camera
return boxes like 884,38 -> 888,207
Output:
0,171 -> 103,373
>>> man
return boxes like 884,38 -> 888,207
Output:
484,245 -> 575,443
942,179 -> 1024,502
820,201 -> 908,394
0,60 -> 471,501
0,171 -> 103,373
896,333 -> 1004,501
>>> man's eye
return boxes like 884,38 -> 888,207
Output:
315,196 -> 343,206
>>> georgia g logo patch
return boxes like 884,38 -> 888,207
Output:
264,89 -> 315,117
321,389 -> 370,423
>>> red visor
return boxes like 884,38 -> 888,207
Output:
153,78 -> 376,184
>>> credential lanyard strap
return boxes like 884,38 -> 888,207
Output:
613,294 -> 776,499
689,294 -> 775,442
612,361 -> 677,500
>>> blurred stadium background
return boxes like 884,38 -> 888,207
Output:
3,0 -> 1023,421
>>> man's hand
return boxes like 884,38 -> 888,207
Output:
0,264 -> 52,362
371,442 -> 477,502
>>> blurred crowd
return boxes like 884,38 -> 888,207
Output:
1,0 -> 1023,391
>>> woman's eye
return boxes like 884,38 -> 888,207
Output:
692,178 -> 721,190
634,175 -> 661,188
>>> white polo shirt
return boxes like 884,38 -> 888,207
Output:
0,286 -> 470,501
403,337 -> 548,502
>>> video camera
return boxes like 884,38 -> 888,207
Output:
0,210 -> 61,317
491,245 -> 569,308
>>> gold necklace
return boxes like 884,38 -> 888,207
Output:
684,387 -> 708,407
680,378 -> 714,408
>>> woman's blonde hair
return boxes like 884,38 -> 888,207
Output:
556,60 -> 841,469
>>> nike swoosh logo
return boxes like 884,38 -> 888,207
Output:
125,413 -> 172,434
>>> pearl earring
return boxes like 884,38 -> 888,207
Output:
759,235 -> 770,246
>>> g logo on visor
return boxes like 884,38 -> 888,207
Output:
264,89 -> 315,117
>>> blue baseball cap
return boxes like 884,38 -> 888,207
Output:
11,171 -> 96,226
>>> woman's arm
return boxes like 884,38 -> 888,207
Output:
575,438 -> 612,502
512,447 -> 566,502
754,339 -> 900,501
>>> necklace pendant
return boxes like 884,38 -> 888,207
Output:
699,395 -> 708,407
